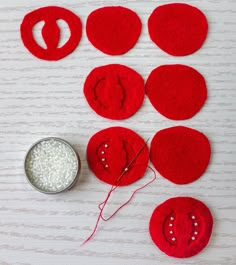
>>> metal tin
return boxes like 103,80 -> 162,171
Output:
24,137 -> 81,194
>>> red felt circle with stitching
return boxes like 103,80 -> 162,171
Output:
149,197 -> 213,258
150,126 -> 211,184
146,65 -> 207,120
84,64 -> 145,120
87,127 -> 149,186
20,6 -> 82,60
148,3 -> 208,56
86,6 -> 142,55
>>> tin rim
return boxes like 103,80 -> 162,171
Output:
24,137 -> 80,194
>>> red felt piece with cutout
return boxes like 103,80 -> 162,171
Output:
149,197 -> 213,258
87,127 -> 149,186
84,64 -> 145,120
150,126 -> 211,184
148,3 -> 208,56
20,6 -> 82,60
146,64 -> 207,120
86,6 -> 142,55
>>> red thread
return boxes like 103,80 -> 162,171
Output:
99,166 -> 157,221
81,186 -> 113,246
81,165 -> 157,246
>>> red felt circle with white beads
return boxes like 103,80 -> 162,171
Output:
87,127 -> 149,186
149,197 -> 213,258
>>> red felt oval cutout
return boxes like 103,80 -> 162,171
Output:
150,126 -> 211,184
148,3 -> 208,56
84,64 -> 145,120
146,65 -> 207,120
149,197 -> 213,258
87,127 -> 149,186
20,6 -> 82,60
86,6 -> 142,55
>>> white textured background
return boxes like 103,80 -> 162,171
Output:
0,0 -> 235,264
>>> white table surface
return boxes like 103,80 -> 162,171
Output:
0,0 -> 235,264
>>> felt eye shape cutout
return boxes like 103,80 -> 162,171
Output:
84,64 -> 145,120
146,64 -> 207,120
86,126 -> 149,186
148,3 -> 208,56
150,126 -> 211,185
20,6 -> 82,60
149,197 -> 213,258
86,6 -> 142,55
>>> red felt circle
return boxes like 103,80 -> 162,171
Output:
146,65 -> 207,120
150,126 -> 211,184
87,127 -> 149,186
149,197 -> 213,258
20,6 -> 82,60
148,3 -> 208,56
86,6 -> 142,55
84,64 -> 145,120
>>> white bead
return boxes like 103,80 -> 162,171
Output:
101,158 -> 106,162
104,144 -> 109,148
170,217 -> 174,220
194,231 -> 198,235
105,164 -> 109,168
124,168 -> 129,172
194,222 -> 198,226
191,236 -> 196,240
169,223 -> 173,227
191,215 -> 196,219
171,237 -> 176,241
101,151 -> 105,154
169,231 -> 173,234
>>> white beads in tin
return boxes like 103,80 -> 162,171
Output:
25,138 -> 79,193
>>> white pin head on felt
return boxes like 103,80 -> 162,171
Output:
82,127 -> 157,246
86,126 -> 150,186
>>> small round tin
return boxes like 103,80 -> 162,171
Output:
24,137 -> 80,194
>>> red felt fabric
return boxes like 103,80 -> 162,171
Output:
150,126 -> 211,184
86,6 -> 142,55
87,127 -> 149,186
149,197 -> 213,258
84,64 -> 145,120
20,6 -> 82,60
146,64 -> 207,120
148,3 -> 208,56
